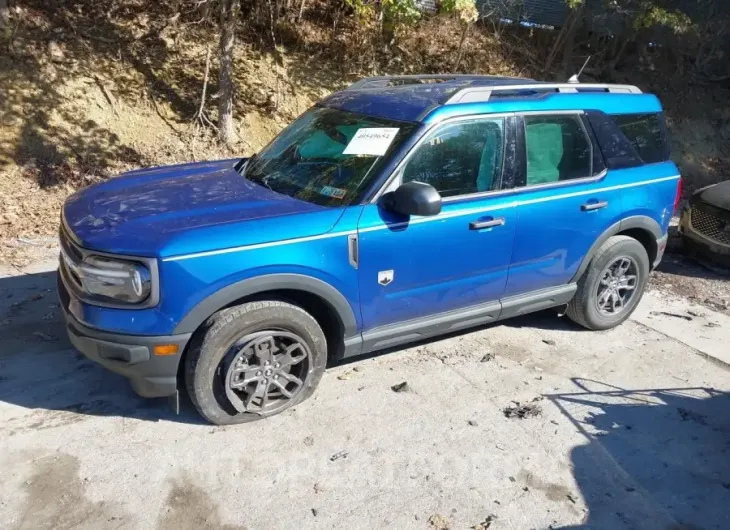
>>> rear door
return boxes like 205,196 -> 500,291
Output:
356,115 -> 519,344
503,111 -> 622,297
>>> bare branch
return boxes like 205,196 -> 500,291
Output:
194,44 -> 213,124
93,75 -> 120,118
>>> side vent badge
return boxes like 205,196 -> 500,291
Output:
378,270 -> 394,286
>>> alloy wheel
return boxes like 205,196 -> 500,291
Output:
223,330 -> 311,414
595,256 -> 639,316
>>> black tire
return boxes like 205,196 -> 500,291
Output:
566,235 -> 650,331
185,301 -> 327,425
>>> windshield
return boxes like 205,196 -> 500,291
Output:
242,106 -> 417,206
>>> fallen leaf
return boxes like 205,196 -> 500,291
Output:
471,514 -> 497,529
428,514 -> 451,530
503,402 -> 542,419
33,331 -> 56,341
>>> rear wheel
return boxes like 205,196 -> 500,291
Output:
566,235 -> 650,330
185,301 -> 327,425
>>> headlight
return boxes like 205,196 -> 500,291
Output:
80,255 -> 151,304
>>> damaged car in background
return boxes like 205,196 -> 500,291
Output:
680,180 -> 730,269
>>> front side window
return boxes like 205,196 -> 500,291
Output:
524,114 -> 592,186
401,118 -> 505,198
242,107 -> 417,206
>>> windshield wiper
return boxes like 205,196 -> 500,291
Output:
237,153 -> 257,176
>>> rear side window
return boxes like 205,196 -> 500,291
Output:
612,113 -> 670,164
523,115 -> 592,186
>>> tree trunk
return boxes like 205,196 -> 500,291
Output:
544,13 -> 571,74
218,0 -> 238,145
0,0 -> 10,28
561,3 -> 584,78
453,22 -> 471,73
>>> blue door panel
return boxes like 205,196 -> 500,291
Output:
505,180 -> 623,296
619,162 -> 681,233
357,197 -> 516,332
504,162 -> 681,298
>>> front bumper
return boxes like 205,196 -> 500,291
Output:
654,233 -> 668,269
59,274 -> 191,398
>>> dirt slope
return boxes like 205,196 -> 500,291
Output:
1,3 -> 728,267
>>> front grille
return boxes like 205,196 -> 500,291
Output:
59,223 -> 84,291
690,206 -> 730,246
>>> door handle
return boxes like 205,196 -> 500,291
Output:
581,201 -> 609,212
469,217 -> 505,230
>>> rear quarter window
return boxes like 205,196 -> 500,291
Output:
612,113 -> 670,164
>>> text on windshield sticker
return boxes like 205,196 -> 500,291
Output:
342,128 -> 400,156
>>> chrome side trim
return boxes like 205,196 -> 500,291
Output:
162,175 -> 680,262
446,83 -> 642,104
162,230 -> 355,262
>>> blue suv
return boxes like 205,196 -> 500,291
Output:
59,75 -> 682,424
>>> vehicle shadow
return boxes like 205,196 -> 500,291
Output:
2,269 -> 572,423
0,271 -> 205,425
548,378 -> 730,530
658,250 -> 730,280
334,308 -> 582,369
658,225 -> 730,280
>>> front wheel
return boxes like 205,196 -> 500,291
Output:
185,301 -> 327,425
566,235 -> 650,330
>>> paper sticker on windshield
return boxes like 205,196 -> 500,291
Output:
321,185 -> 347,199
342,128 -> 399,156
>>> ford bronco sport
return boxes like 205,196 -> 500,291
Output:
59,75 -> 682,425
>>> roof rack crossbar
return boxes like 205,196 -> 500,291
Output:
446,83 -> 642,104
346,74 -> 531,91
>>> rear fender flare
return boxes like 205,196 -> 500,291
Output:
570,216 -> 663,282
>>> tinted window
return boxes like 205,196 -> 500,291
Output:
612,113 -> 669,164
524,115 -> 592,186
585,111 -> 643,170
402,119 -> 505,198
243,107 -> 417,206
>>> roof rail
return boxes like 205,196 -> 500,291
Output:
347,74 -> 532,91
445,83 -> 642,104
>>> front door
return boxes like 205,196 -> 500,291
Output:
356,115 -> 517,347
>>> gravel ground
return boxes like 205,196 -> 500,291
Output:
648,225 -> 730,317
1,257 -> 729,530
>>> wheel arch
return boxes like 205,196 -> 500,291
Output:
173,274 -> 359,358
571,216 -> 663,283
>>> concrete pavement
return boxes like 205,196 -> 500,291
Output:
1,260 -> 729,530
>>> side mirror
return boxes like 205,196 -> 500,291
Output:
382,181 -> 442,217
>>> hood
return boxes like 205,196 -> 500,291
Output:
63,159 -> 341,256
692,180 -> 730,212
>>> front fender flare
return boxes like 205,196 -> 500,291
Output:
570,216 -> 663,283
173,273 -> 358,337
